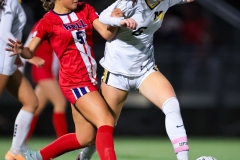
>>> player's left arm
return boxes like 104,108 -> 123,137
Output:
93,19 -> 119,41
93,8 -> 137,41
27,56 -> 45,68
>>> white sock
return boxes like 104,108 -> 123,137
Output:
10,109 -> 33,154
162,97 -> 189,160
177,151 -> 188,160
80,145 -> 96,160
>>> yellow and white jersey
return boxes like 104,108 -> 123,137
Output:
99,0 -> 183,76
0,0 -> 26,75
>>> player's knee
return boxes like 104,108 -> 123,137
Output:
162,97 -> 180,115
53,97 -> 66,107
97,114 -> 115,128
53,103 -> 67,113
22,96 -> 39,113
76,134 -> 95,147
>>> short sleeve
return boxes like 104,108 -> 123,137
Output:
24,21 -> 40,46
86,3 -> 99,23
34,18 -> 51,41
115,0 -> 137,18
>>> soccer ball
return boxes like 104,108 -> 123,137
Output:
196,156 -> 217,160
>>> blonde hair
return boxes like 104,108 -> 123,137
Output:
41,0 -> 55,11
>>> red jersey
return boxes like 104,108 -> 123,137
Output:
34,2 -> 99,88
27,21 -> 57,83
29,21 -> 54,64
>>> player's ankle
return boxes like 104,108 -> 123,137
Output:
177,150 -> 188,160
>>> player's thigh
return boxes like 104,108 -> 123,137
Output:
139,71 -> 176,109
71,104 -> 96,146
100,82 -> 128,122
38,79 -> 66,112
0,74 -> 9,96
74,91 -> 114,128
6,69 -> 38,113
33,84 -> 48,115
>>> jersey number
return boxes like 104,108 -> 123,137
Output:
76,31 -> 85,44
132,27 -> 147,36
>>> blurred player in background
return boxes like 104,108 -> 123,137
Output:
77,0 -> 194,160
0,0 -> 42,159
6,0 -> 137,159
19,21 -> 68,152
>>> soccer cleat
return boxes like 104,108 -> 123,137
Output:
5,151 -> 25,160
76,152 -> 90,160
24,150 -> 39,160
76,152 -> 81,160
76,153 -> 80,160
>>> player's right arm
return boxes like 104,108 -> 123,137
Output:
6,19 -> 48,59
6,36 -> 41,59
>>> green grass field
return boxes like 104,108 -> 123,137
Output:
0,136 -> 239,160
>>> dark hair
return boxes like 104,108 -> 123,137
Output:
0,0 -> 6,10
41,0 -> 55,11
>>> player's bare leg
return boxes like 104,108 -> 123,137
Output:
0,74 -> 9,96
78,82 -> 128,160
5,69 -> 38,159
22,83 -> 48,152
100,82 -> 128,122
35,79 -> 67,136
25,104 -> 95,159
37,79 -> 67,114
74,91 -> 116,160
28,91 -> 117,160
71,104 -> 96,146
32,84 -> 48,116
139,71 -> 189,160
24,79 -> 67,150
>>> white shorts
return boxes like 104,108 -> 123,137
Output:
101,65 -> 159,91
0,39 -> 17,76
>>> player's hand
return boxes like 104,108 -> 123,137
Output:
6,38 -> 24,57
111,8 -> 123,17
120,18 -> 137,30
28,56 -> 45,68
14,55 -> 24,67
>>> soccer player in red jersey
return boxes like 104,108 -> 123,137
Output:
6,0 -> 137,159
20,21 -> 68,151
